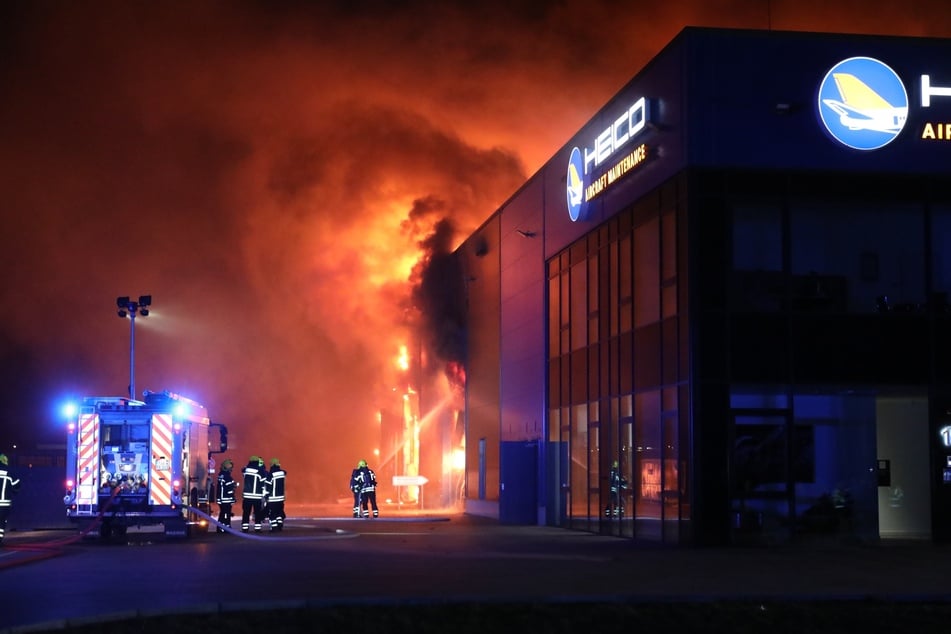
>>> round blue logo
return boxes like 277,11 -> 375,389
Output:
566,146 -> 585,222
817,56 -> 908,151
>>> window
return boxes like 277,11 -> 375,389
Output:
634,217 -> 660,327
790,202 -> 924,313
932,205 -> 951,310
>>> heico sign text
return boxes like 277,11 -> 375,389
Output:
567,96 -> 651,222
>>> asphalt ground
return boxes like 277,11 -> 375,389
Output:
3,507 -> 951,633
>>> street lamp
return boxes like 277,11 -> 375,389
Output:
116,294 -> 151,400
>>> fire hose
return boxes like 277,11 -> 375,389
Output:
0,494 -> 358,570
0,487 -> 124,568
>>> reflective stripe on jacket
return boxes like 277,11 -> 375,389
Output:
356,467 -> 377,493
0,467 -> 20,506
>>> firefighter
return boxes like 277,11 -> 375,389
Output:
267,458 -> 286,532
216,458 -> 236,533
349,463 -> 362,518
604,460 -> 627,517
241,455 -> 269,533
355,459 -> 379,518
258,457 -> 272,521
0,453 -> 21,546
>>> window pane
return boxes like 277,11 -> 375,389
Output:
635,390 -> 662,539
662,211 -> 677,280
588,255 -> 599,345
570,404 -> 590,525
733,202 -> 782,272
634,217 -> 660,327
571,262 -> 587,350
548,275 -> 560,358
932,205 -> 951,306
610,242 -> 620,336
790,201 -> 924,313
571,348 -> 588,404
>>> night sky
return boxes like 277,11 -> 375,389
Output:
2,0 -> 949,502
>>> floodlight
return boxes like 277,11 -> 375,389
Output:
115,292 -> 152,400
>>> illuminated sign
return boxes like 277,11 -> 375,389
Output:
818,57 -> 951,149
566,97 -> 652,222
818,57 -> 908,150
581,144 -> 649,203
921,75 -> 951,139
940,425 -> 951,448
566,147 -> 585,221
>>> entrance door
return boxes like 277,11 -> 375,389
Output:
499,441 -> 538,525
877,397 -> 931,539
729,408 -> 794,543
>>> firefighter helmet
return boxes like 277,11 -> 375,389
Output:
249,455 -> 260,464
222,459 -> 234,470
0,453 -> 7,465
358,459 -> 367,468
271,458 -> 280,466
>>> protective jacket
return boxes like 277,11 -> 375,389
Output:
355,466 -> 377,494
218,468 -> 236,504
268,465 -> 286,503
0,464 -> 20,507
242,461 -> 270,500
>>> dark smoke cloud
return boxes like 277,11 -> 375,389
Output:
412,216 -> 467,369
1,0 -> 948,502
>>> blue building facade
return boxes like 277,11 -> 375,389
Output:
458,27 -> 951,545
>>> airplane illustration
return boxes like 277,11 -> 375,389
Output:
567,161 -> 583,206
822,72 -> 907,133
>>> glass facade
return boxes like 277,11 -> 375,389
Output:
547,179 -> 689,543
710,169 -> 944,545
545,169 -> 950,545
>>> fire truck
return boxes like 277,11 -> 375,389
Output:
63,390 -> 228,539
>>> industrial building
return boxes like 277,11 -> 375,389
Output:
458,27 -> 951,545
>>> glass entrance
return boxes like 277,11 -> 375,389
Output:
730,388 -> 931,544
730,408 -> 795,543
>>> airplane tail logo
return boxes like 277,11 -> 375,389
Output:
566,146 -> 586,221
818,57 -> 908,151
